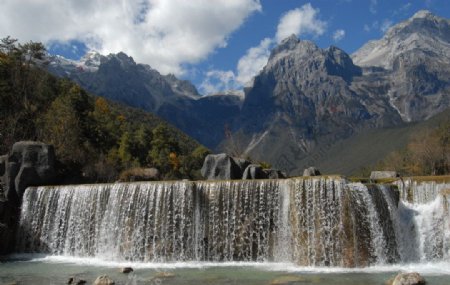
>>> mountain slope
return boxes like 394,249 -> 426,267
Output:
306,108 -> 450,175
46,52 -> 241,148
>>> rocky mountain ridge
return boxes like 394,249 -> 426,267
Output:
352,10 -> 450,69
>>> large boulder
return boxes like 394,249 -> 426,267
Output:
391,272 -> 426,285
233,158 -> 251,175
201,153 -> 250,180
242,164 -> 268,180
4,141 -> 55,203
370,171 -> 398,180
303,167 -> 321,177
263,169 -> 287,179
0,141 -> 56,255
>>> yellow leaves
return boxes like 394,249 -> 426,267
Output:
95,97 -> 110,114
117,114 -> 126,122
169,152 -> 180,171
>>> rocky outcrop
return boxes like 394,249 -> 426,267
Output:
242,164 -> 268,180
303,167 -> 321,177
0,141 -> 56,255
201,153 -> 249,180
370,171 -> 398,180
3,141 -> 55,204
390,272 -> 426,285
201,154 -> 287,180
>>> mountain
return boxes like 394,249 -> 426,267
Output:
227,35 -> 403,173
46,52 -> 241,148
352,10 -> 450,122
44,10 -> 450,175
352,10 -> 450,69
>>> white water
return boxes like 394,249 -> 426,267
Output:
8,254 -> 450,275
16,177 -> 450,267
397,179 -> 450,204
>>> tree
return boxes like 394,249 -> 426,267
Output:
148,124 -> 180,175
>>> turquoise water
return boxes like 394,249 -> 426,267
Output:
1,256 -> 450,285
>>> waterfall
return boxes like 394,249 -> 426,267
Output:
397,179 -> 450,204
16,177 -> 450,266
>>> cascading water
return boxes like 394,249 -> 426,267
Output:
16,177 -> 450,267
397,179 -> 450,204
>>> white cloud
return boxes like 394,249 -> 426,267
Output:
381,19 -> 393,33
200,70 -> 239,95
0,0 -> 261,75
201,37 -> 273,94
275,3 -> 326,43
236,38 -> 273,85
332,29 -> 346,42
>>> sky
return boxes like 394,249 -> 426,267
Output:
1,0 -> 450,95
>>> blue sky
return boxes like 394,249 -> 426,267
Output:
1,0 -> 449,94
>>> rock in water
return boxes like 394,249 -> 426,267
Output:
303,167 -> 321,177
93,275 -> 114,285
68,277 -> 86,284
120,267 -> 133,274
391,272 -> 426,285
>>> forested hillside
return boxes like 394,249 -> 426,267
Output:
0,37 -> 209,182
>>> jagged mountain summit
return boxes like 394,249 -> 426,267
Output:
352,9 -> 450,122
47,51 -> 201,109
233,35 -> 404,171
46,51 -> 241,148
352,10 -> 450,69
45,10 -> 450,175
